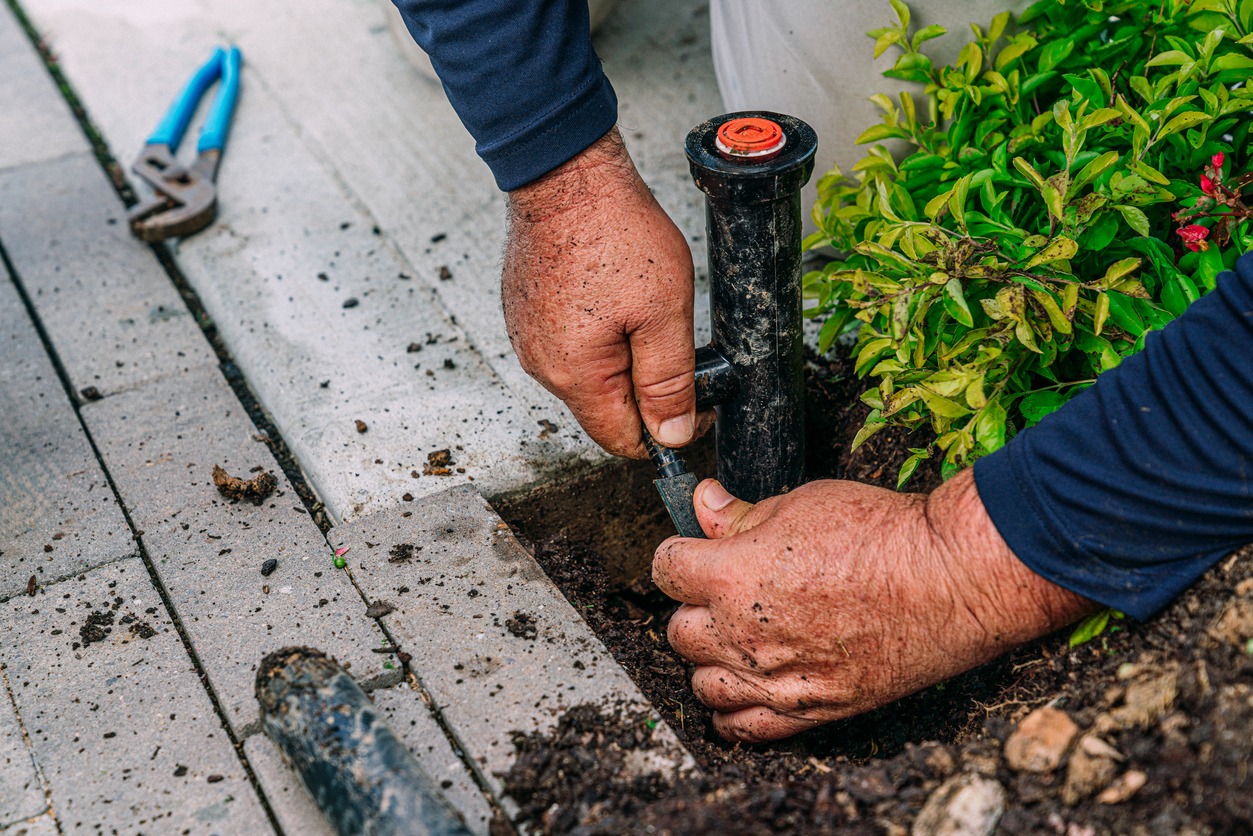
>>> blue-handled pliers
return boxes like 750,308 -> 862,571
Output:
128,46 -> 241,242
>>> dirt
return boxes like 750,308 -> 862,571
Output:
424,449 -> 454,476
211,464 -> 277,505
505,611 -> 538,641
503,350 -> 1253,834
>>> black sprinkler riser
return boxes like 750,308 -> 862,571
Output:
687,112 -> 817,504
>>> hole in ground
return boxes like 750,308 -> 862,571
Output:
496,349 -> 1044,770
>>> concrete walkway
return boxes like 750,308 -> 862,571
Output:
0,0 -> 707,831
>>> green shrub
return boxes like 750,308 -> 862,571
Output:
805,0 -> 1253,486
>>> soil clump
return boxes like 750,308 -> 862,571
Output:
212,464 -> 277,504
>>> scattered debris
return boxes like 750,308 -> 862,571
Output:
407,342 -> 422,353
342,297 -> 359,309
1062,734 -> 1122,805
129,620 -> 156,639
438,265 -> 452,280
506,611 -> 538,641
365,600 -> 395,619
212,465 -> 277,505
79,386 -> 102,401
423,449 -> 453,476
79,609 -> 115,645
402,493 -> 413,502
388,544 -> 415,563
538,419 -> 559,439
355,419 -> 368,434
26,575 -> 36,597
260,558 -> 278,577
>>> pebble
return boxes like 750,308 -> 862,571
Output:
342,297 -> 359,309
1004,707 -> 1079,774
912,773 -> 1005,836
1097,769 -> 1147,805
1062,734 -> 1121,805
260,558 -> 278,577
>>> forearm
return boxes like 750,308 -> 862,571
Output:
974,253 -> 1253,620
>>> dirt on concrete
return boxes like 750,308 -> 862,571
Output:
501,350 -> 1253,835
211,464 -> 277,505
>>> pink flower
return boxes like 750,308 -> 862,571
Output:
1178,224 -> 1210,252
1212,151 -> 1225,168
1201,174 -> 1216,195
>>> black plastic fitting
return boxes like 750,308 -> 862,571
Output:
687,112 -> 817,503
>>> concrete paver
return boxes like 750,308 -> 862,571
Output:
328,485 -> 695,805
83,364 -> 394,735
371,687 -> 495,835
0,814 -> 58,836
0,558 -> 270,833
18,0 -> 721,523
0,674 -> 44,827
0,153 -> 217,400
246,686 -> 494,836
0,6 -> 88,171
0,268 -> 135,602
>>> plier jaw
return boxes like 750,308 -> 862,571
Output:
128,46 -> 240,242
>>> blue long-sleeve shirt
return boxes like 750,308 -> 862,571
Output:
392,0 -> 617,190
393,1 -> 1253,620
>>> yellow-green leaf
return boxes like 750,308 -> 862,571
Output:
1026,237 -> 1079,268
1094,291 -> 1110,335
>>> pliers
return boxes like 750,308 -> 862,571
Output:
128,46 -> 242,242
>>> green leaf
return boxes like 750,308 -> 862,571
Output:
1158,111 -> 1211,139
897,451 -> 928,488
1068,609 -> 1112,647
1093,291 -> 1110,335
974,400 -> 1008,452
944,278 -> 974,327
911,24 -> 946,51
889,0 -> 910,28
1026,237 -> 1079,268
1019,391 -> 1066,425
1037,37 -> 1075,72
857,123 -> 912,144
1116,205 -> 1151,237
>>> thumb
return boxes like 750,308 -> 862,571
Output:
694,480 -> 767,539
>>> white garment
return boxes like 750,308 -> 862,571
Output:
709,0 -> 1030,226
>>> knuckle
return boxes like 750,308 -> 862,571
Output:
634,370 -> 695,405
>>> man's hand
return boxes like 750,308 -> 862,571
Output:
652,471 -> 1095,742
503,128 -> 696,458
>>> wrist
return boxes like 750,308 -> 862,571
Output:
923,469 -> 1094,644
507,127 -> 641,223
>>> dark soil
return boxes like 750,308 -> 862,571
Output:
503,349 -> 1253,834
211,464 -> 277,505
505,611 -> 538,641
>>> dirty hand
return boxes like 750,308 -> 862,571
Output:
652,470 -> 1095,742
503,127 -> 695,458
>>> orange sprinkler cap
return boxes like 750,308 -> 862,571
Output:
715,117 -> 786,160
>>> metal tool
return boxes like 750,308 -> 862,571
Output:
643,428 -> 704,539
257,647 -> 472,836
128,46 -> 241,242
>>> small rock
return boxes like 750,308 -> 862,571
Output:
1097,769 -> 1147,805
365,600 -> 395,619
80,386 -> 103,401
912,773 -> 1005,836
26,575 -> 36,597
1004,707 -> 1079,773
1062,734 -> 1120,805
355,419 -> 368,434
1208,598 -> 1253,647
1111,666 -> 1178,728
260,559 -> 278,577
342,297 -> 359,309
438,265 -> 452,280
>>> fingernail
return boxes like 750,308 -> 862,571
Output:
655,414 -> 693,447
702,481 -> 734,511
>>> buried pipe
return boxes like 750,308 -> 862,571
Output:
648,112 -> 817,530
256,646 -> 472,836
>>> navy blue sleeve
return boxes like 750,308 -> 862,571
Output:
392,0 -> 617,191
974,252 -> 1253,621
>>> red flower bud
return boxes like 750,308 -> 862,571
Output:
1212,151 -> 1225,168
1178,224 -> 1211,252
1201,174 -> 1216,195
